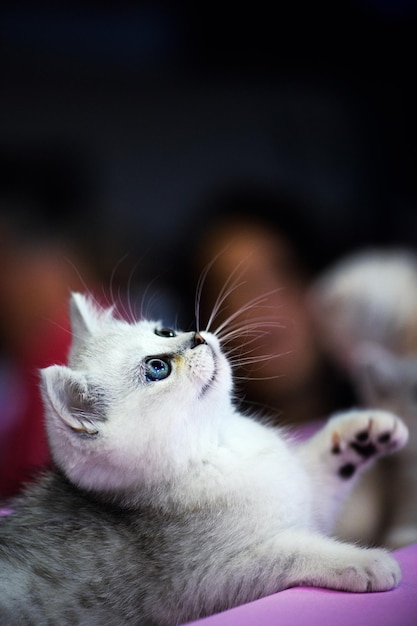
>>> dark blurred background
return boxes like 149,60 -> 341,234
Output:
1,1 -> 417,310
1,1 -> 417,497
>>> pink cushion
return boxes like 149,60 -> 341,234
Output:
185,544 -> 417,626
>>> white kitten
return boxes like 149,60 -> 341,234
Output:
0,293 -> 408,624
309,248 -> 417,365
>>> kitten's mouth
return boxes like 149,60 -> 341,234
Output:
200,365 -> 217,397
199,347 -> 218,398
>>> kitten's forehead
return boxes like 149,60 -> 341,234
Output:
70,293 -> 188,354
73,317 -> 185,362
126,319 -> 185,353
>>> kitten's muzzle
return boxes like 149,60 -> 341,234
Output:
191,332 -> 207,349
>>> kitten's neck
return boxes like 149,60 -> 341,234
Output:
57,397 -> 238,508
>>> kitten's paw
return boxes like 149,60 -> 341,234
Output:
328,409 -> 408,480
336,547 -> 401,592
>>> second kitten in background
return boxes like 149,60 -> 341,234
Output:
309,248 -> 417,548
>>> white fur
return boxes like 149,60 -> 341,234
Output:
40,293 -> 407,598
309,248 -> 417,364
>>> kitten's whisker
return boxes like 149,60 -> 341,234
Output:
126,257 -> 143,322
198,248 -> 261,332
229,356 -> 281,368
43,318 -> 73,338
195,244 -> 246,330
214,292 -> 283,337
233,373 -> 285,382
217,315 -> 284,331
195,253 -> 228,331
227,350 -> 284,366
205,279 -> 248,333
195,259 -> 212,332
217,319 -> 285,343
220,334 -> 270,352
107,252 -> 130,309
139,278 -> 162,320
63,257 -> 95,301
220,330 -> 273,353
205,269 -> 252,332
223,349 -> 269,368
116,283 -> 126,320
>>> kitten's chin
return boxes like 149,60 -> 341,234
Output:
200,346 -> 233,400
198,348 -> 218,397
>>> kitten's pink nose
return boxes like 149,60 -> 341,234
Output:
191,331 -> 207,348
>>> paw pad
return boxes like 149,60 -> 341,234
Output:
338,463 -> 356,479
378,432 -> 391,444
355,430 -> 369,442
350,440 -> 377,459
328,410 -> 408,481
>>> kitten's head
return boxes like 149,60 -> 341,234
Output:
40,293 -> 233,497
309,248 -> 417,365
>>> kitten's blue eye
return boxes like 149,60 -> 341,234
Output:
145,357 -> 171,382
155,327 -> 176,338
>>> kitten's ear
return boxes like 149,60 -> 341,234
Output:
41,365 -> 104,436
69,292 -> 114,352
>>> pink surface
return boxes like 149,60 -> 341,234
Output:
185,544 -> 417,626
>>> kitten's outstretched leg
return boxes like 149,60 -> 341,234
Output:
297,409 -> 409,534
268,529 -> 401,593
210,527 -> 401,611
190,529 -> 401,621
